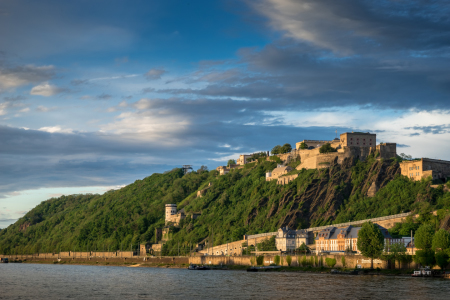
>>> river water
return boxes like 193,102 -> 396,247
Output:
1,264 -> 449,299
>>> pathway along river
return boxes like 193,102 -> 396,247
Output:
1,264 -> 449,299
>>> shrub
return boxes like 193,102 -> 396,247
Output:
302,255 -> 307,266
319,143 -> 337,154
274,255 -> 280,265
326,258 -> 337,268
250,256 -> 256,266
256,255 -> 264,266
281,256 -> 284,266
341,256 -> 346,267
315,256 -> 318,266
286,255 -> 292,266
310,256 -> 314,266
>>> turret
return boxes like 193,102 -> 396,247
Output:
165,204 -> 177,224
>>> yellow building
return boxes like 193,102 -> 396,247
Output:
400,158 -> 450,181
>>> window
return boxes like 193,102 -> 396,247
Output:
418,166 -> 420,170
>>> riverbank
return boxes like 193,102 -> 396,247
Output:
6,257 -> 421,276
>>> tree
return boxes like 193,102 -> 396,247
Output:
286,255 -> 292,266
280,143 -> 292,154
299,142 -> 308,149
256,255 -> 264,266
432,229 -> 450,251
325,258 -> 337,268
357,222 -> 385,269
399,153 -> 412,161
296,243 -> 310,254
415,224 -> 435,250
384,242 -> 407,269
257,236 -> 275,251
197,165 -> 208,172
274,255 -> 280,265
435,251 -> 449,270
271,145 -> 281,155
415,249 -> 435,267
227,159 -> 236,167
319,143 -> 337,154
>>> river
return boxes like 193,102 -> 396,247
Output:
0,263 -> 449,299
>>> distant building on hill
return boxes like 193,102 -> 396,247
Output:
289,132 -> 397,171
165,204 -> 200,226
266,165 -> 293,181
400,158 -> 450,182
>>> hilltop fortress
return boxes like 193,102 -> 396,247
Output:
289,132 -> 396,170
216,131 -> 450,185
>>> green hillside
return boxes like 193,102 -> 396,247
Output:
1,156 -> 450,255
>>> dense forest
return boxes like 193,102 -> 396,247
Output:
1,154 -> 450,255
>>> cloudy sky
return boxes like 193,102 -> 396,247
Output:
1,0 -> 450,227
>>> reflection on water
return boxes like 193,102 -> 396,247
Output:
1,264 -> 449,300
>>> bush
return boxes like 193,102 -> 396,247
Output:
256,255 -> 264,266
286,255 -> 292,266
310,256 -> 314,266
326,258 -> 337,268
319,143 -> 337,154
250,256 -> 256,266
435,251 -> 449,270
299,142 -> 308,149
274,255 -> 280,265
341,256 -> 346,267
315,256 -> 318,266
302,255 -> 307,266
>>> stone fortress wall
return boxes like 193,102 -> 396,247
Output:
400,158 -> 450,182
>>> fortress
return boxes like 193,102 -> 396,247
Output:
290,132 -> 396,170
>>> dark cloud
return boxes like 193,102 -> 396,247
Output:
397,144 -> 410,148
249,0 -> 450,55
405,125 -> 450,135
3,95 -> 26,102
0,123 -> 352,197
144,68 -> 166,80
97,93 -> 112,100
70,79 -> 89,86
0,63 -> 55,92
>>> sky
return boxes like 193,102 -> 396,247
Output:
1,0 -> 450,228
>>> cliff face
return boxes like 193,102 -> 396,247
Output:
270,157 -> 401,229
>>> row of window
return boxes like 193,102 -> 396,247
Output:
409,166 -> 420,170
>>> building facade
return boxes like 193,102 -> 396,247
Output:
315,225 -> 392,254
275,227 -> 309,252
340,132 -> 376,148
237,154 -> 253,165
266,165 -> 293,181
400,158 -> 450,182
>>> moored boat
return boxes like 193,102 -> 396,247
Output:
0,258 -> 8,263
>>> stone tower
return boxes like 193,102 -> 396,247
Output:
165,204 -> 177,225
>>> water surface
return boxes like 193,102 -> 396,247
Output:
1,263 -> 449,299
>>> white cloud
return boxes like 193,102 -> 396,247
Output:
38,125 -> 73,133
36,105 -> 57,112
30,82 -> 65,97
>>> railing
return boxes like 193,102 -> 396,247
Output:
247,212 -> 412,239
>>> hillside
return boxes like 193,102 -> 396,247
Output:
1,155 -> 450,255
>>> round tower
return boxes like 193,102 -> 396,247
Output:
165,204 -> 177,223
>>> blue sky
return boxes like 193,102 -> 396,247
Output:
1,0 -> 450,227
